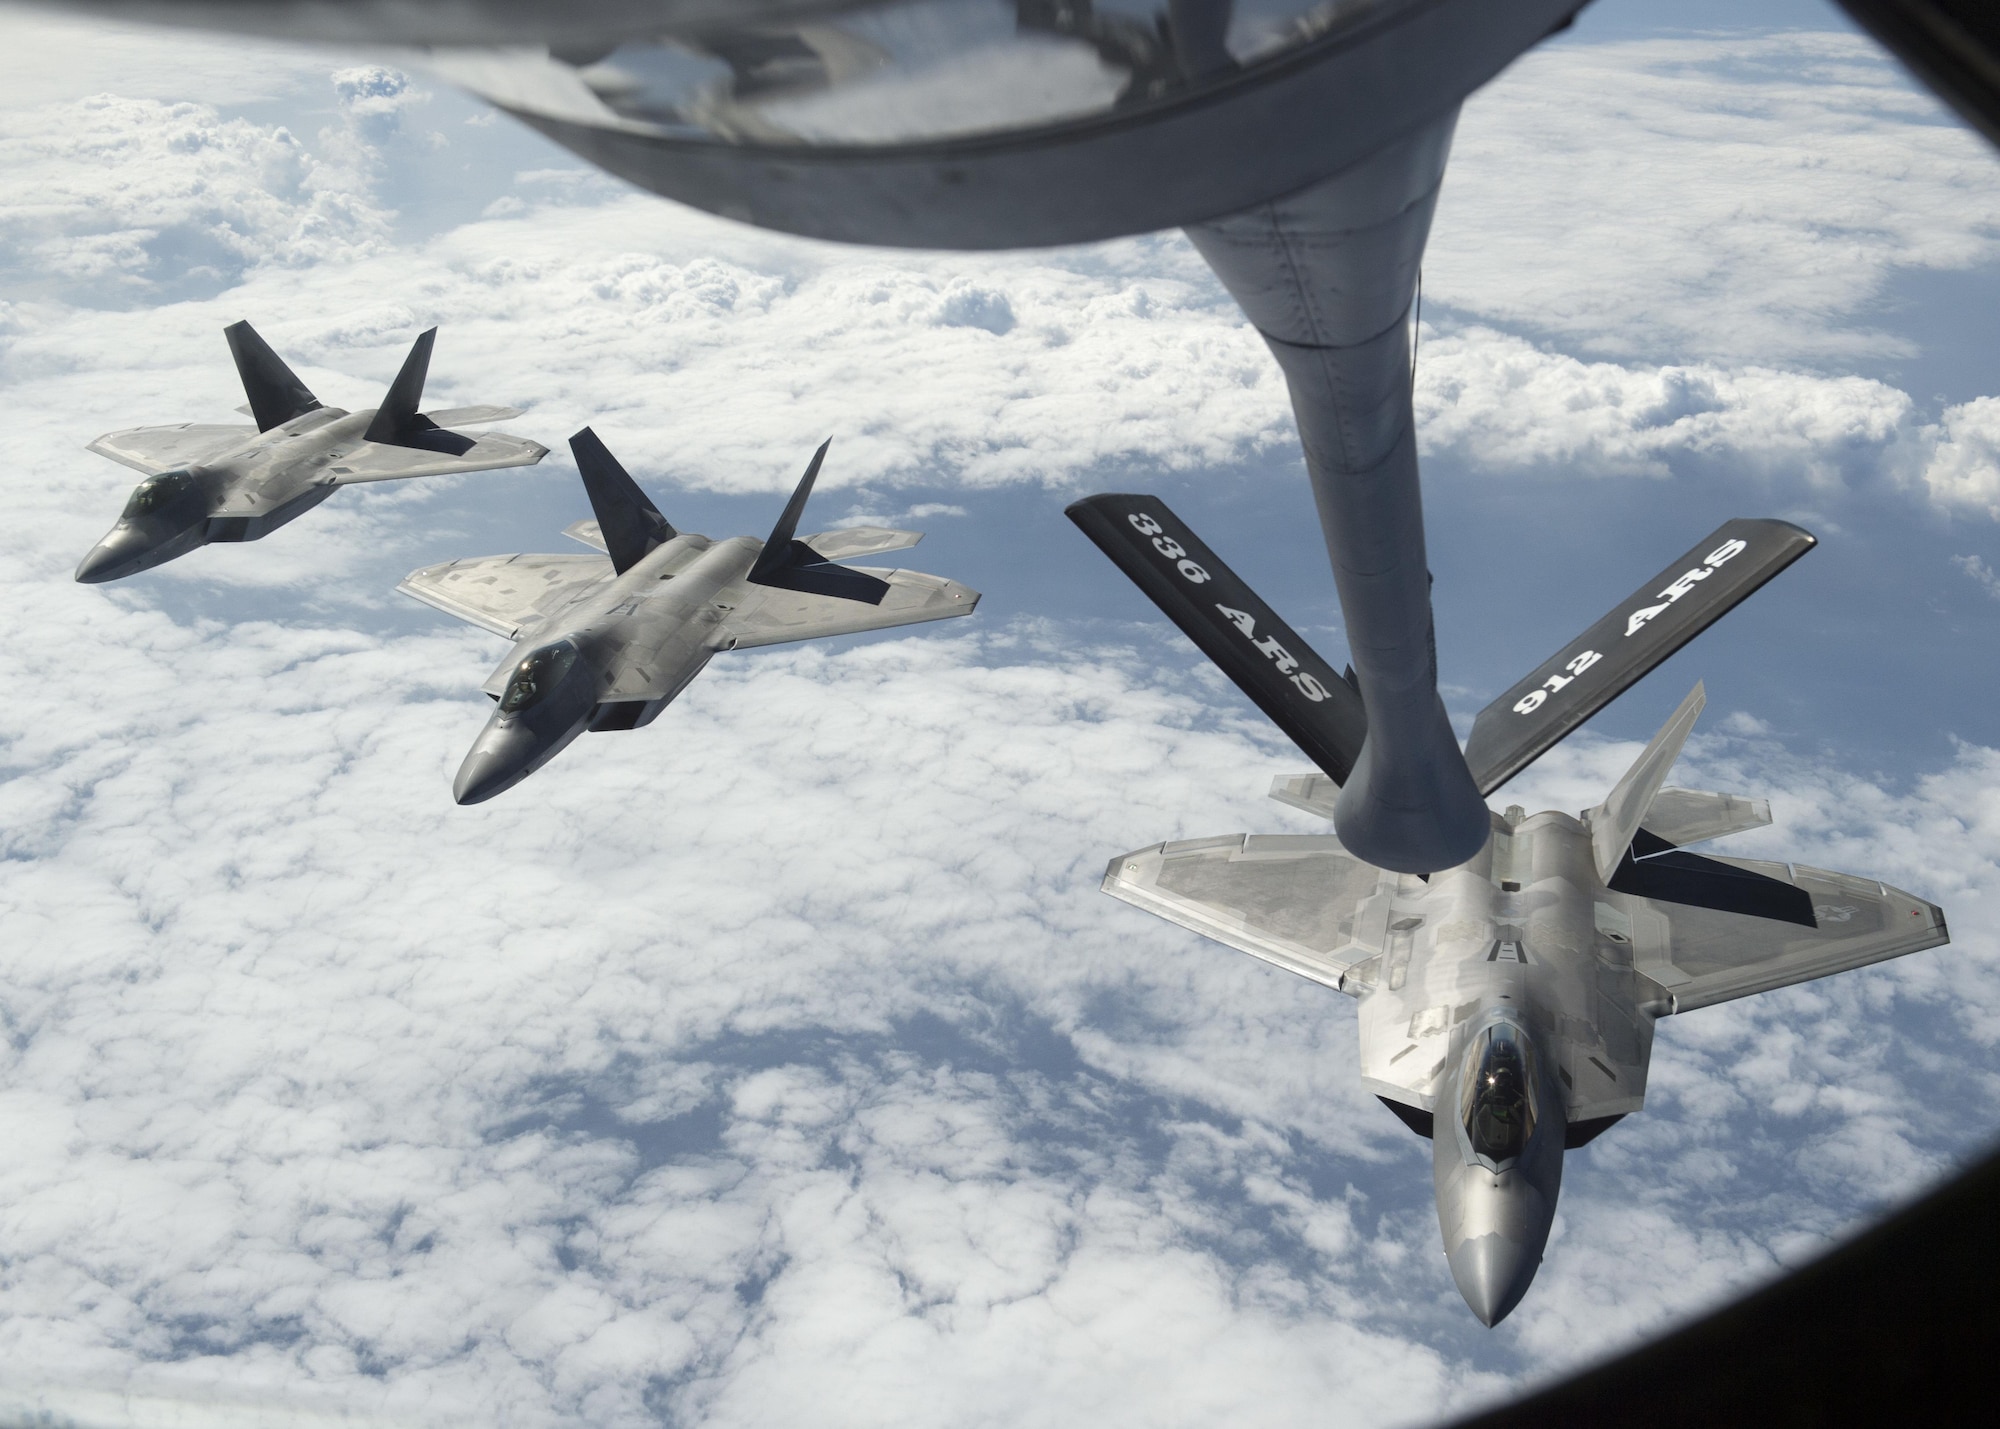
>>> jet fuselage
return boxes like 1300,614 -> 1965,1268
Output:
452,533 -> 759,803
1359,808 -> 1653,1324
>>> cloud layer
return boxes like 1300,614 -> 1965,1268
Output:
3,10 -> 2000,1429
5,581 -> 1998,1427
1433,31 -> 2000,364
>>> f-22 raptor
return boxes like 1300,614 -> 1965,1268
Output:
400,431 -> 980,804
76,322 -> 546,583
1070,496 -> 1951,1327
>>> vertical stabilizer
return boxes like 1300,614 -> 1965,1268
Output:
1588,683 -> 1705,885
748,439 -> 832,584
364,328 -> 438,444
747,440 -> 889,604
568,428 -> 677,575
224,321 -> 322,433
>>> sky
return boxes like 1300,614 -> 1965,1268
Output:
1,1 -> 1999,1425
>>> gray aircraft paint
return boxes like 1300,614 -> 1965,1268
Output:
76,322 -> 546,583
399,434 -> 979,803
1101,685 -> 1950,1324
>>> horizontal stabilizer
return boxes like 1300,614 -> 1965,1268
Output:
1610,828 -> 1816,927
423,404 -> 523,428
224,320 -> 322,432
1643,787 -> 1771,847
749,439 -> 891,605
570,428 -> 677,575
1464,518 -> 1816,796
1066,493 -> 1367,786
800,527 -> 922,561
563,519 -> 609,552
1270,771 -> 1340,820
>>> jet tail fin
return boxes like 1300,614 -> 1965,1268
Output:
224,320 -> 322,433
568,429 -> 678,575
748,439 -> 891,605
364,327 -> 479,457
1462,518 -> 1816,796
1066,493 -> 1368,787
1587,687 -> 1814,925
1588,682 -> 1705,884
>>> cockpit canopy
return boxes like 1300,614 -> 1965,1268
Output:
121,469 -> 196,520
498,638 -> 581,715
1459,1021 -> 1539,1169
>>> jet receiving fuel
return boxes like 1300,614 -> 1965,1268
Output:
400,430 -> 979,804
1071,496 -> 1950,1325
76,322 -> 546,583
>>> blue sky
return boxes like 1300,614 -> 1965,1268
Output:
2,2 -> 1999,1426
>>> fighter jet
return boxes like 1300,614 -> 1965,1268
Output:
399,429 -> 979,804
76,322 -> 547,583
69,2 -> 2000,876
1069,494 -> 1950,1325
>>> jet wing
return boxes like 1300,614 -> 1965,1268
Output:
328,432 -> 548,484
1102,834 -> 1387,991
1636,862 -> 1948,1013
716,568 -> 977,650
396,552 -> 612,640
88,423 -> 255,474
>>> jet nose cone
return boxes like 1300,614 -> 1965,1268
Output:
75,529 -> 147,584
1447,1233 -> 1540,1327
453,722 -> 541,805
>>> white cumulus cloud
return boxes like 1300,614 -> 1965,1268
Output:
0,94 -> 391,301
1416,326 -> 1917,482
4,12 -> 2000,1429
1435,31 -> 2000,364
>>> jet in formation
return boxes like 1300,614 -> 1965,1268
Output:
1070,495 -> 1951,1325
400,429 -> 979,804
78,0 -> 1988,890
76,322 -> 546,583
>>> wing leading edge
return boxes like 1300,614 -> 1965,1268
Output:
88,424 -> 256,475
1102,834 -> 1387,992
396,553 -> 612,640
1636,861 -> 1947,1014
